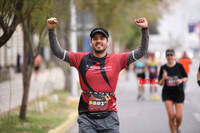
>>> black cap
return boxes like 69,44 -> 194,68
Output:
90,27 -> 109,39
166,49 -> 175,55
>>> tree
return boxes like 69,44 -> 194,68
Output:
0,0 -> 23,48
75,0 -> 170,49
18,0 -> 53,120
0,0 -> 52,120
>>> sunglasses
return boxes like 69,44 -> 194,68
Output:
166,54 -> 174,56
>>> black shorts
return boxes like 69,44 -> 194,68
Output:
162,88 -> 185,103
149,74 -> 157,80
137,73 -> 145,79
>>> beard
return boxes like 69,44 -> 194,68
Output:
91,43 -> 107,54
92,47 -> 106,54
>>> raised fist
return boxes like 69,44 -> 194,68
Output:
134,17 -> 148,28
47,17 -> 58,30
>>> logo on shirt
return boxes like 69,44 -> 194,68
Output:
87,65 -> 112,72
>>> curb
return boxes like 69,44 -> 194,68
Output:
48,111 -> 78,133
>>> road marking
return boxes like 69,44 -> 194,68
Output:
193,113 -> 200,122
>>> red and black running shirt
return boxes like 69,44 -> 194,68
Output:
68,52 -> 129,114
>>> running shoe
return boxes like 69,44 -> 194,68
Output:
155,95 -> 160,100
150,96 -> 154,101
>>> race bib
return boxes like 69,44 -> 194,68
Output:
88,94 -> 111,112
166,76 -> 178,87
150,67 -> 156,73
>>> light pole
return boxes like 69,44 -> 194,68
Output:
70,0 -> 78,97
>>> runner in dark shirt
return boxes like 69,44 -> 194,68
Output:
47,17 -> 149,133
158,49 -> 188,133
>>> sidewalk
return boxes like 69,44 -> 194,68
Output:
0,67 -> 65,115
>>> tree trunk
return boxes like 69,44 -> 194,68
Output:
19,26 -> 33,120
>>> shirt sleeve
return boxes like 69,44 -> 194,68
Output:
68,52 -> 83,68
48,29 -> 69,62
158,66 -> 163,82
126,28 -> 149,65
117,52 -> 130,70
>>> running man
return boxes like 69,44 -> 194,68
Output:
158,49 -> 188,133
47,17 -> 149,133
147,53 -> 160,100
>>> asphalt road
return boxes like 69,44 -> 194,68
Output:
67,59 -> 200,133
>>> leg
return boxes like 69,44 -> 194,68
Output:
137,78 -> 142,100
164,100 -> 176,133
174,103 -> 184,130
141,84 -> 145,95
140,77 -> 145,100
98,112 -> 120,133
78,114 -> 98,133
149,77 -> 153,97
99,128 -> 120,133
79,126 -> 97,133
149,83 -> 154,100
150,84 -> 153,94
141,84 -> 145,93
154,83 -> 160,100
153,83 -> 156,93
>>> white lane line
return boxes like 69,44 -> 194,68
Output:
193,113 -> 200,122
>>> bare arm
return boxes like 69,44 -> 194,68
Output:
158,69 -> 167,85
198,67 -> 200,86
158,77 -> 165,85
198,69 -> 200,80
176,77 -> 188,85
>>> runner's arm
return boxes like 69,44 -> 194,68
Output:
127,28 -> 149,65
48,29 -> 70,63
158,76 -> 165,85
158,66 -> 165,85
198,66 -> 200,86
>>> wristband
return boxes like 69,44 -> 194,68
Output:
198,80 -> 200,86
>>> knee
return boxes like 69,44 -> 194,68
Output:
138,84 -> 142,88
175,114 -> 182,121
168,113 -> 175,122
